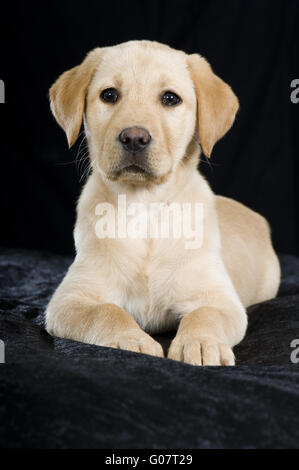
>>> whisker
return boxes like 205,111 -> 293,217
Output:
75,134 -> 89,175
55,131 -> 93,182
77,134 -> 88,157
200,154 -> 214,170
77,152 -> 90,177
79,157 -> 96,183
190,135 -> 218,171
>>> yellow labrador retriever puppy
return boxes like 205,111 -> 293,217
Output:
46,40 -> 280,366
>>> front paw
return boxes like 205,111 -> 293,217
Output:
168,335 -> 235,366
103,330 -> 164,358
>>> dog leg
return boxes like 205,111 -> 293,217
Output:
168,305 -> 247,366
46,295 -> 164,358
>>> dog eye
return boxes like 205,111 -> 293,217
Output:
161,91 -> 182,107
100,88 -> 119,104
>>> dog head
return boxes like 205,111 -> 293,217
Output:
50,40 -> 239,186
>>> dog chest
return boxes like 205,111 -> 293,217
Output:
108,237 -> 189,333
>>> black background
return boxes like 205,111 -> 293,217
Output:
1,0 -> 298,256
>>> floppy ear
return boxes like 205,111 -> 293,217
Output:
49,48 -> 103,147
188,54 -> 239,158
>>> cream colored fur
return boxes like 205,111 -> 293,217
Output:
46,41 -> 280,366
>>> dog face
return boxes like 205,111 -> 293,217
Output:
50,41 -> 239,186
85,42 -> 197,185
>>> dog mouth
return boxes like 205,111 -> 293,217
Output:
122,164 -> 147,174
109,160 -> 153,180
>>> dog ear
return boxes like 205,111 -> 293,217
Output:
188,54 -> 239,158
49,48 -> 103,148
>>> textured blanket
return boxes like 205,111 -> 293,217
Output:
0,248 -> 299,448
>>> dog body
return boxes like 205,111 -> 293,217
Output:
46,41 -> 280,365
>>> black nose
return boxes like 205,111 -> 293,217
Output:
119,127 -> 151,153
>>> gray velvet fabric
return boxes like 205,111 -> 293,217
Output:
0,248 -> 299,449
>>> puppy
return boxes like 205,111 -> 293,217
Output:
46,40 -> 280,366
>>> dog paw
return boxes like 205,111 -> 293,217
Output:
168,336 -> 235,366
104,331 -> 164,358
